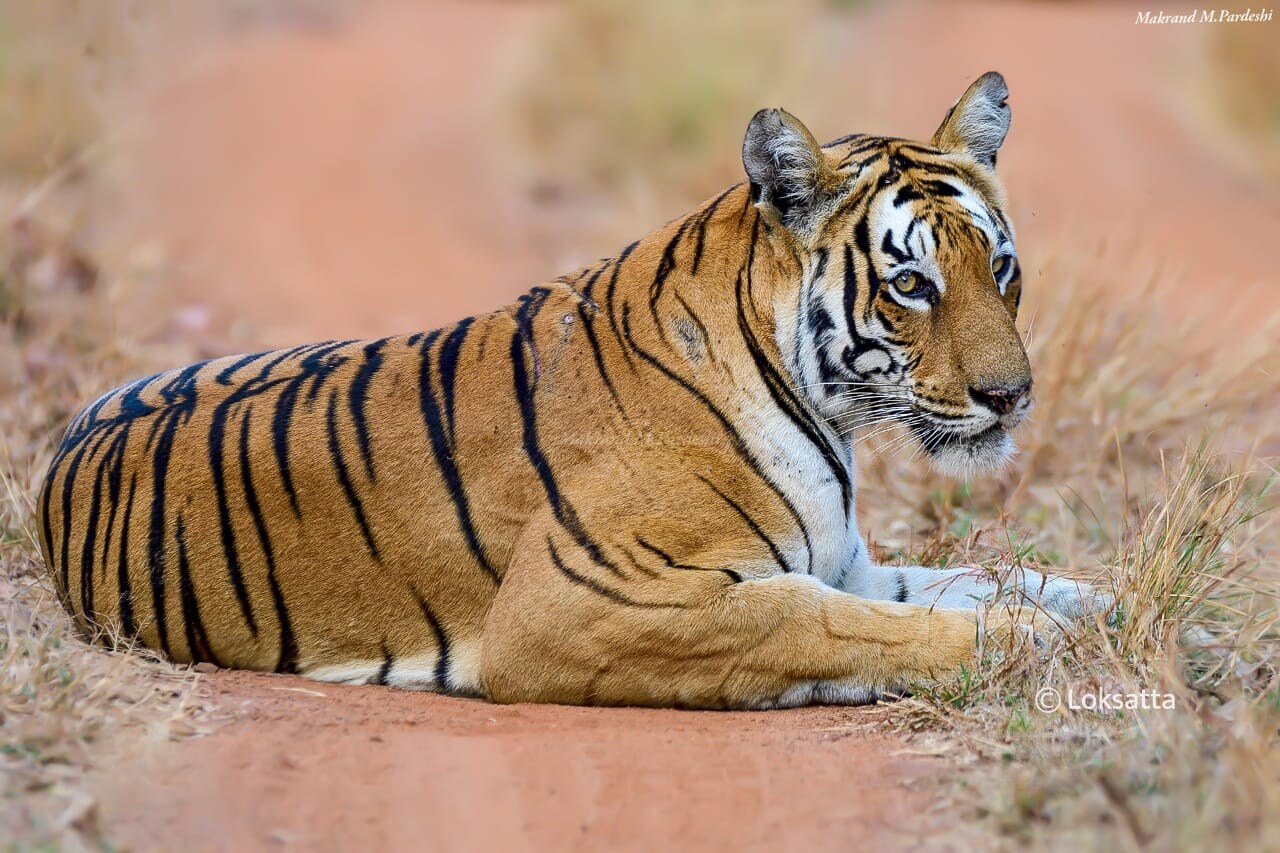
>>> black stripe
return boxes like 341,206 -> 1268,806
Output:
69,389 -> 113,433
547,537 -> 678,609
146,409 -> 180,657
920,178 -> 962,198
578,301 -> 626,414
690,185 -> 737,275
513,287 -> 551,381
634,535 -> 676,566
743,215 -> 766,324
71,425 -> 120,613
620,546 -> 663,579
418,330 -> 499,582
734,268 -> 852,513
238,405 -> 298,673
891,151 -> 965,178
375,644 -> 394,685
140,361 -> 206,658
175,513 -> 219,665
325,388 -> 381,561
853,220 -> 880,304
604,240 -> 641,373
216,350 -> 272,385
271,375 -> 305,517
580,260 -> 610,300
116,474 -> 139,639
438,318 -> 474,442
650,215 -> 697,322
414,592 -> 452,689
208,398 -> 260,636
96,428 -> 128,612
880,228 -> 911,263
894,571 -> 909,603
842,242 -> 895,380
303,342 -> 354,403
57,429 -> 97,600
633,536 -> 712,572
696,475 -> 793,573
37,467 -> 59,602
873,306 -> 897,337
802,250 -> 833,375
77,427 -> 127,627
141,361 -> 210,452
348,338 -> 388,480
511,325 -> 623,577
257,343 -> 336,517
824,182 -> 874,225
618,301 -> 815,570
893,185 -> 924,207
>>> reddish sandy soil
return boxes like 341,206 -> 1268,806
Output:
91,1 -> 1277,849
96,672 -> 939,851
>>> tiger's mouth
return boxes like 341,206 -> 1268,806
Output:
909,419 -> 1003,450
907,419 -> 1015,477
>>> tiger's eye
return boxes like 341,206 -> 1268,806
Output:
893,271 -> 919,294
991,255 -> 1010,280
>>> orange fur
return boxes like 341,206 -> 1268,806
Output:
39,73 -> 1062,708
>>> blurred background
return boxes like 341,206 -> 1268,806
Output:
1,2 -> 1278,847
0,0 -> 1275,353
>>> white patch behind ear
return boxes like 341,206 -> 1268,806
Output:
932,72 -> 1011,167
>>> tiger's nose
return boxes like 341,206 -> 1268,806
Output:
969,381 -> 1030,416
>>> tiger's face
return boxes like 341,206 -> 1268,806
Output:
743,72 -> 1030,477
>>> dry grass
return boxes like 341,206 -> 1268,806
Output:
0,152 -> 207,853
0,4 -> 342,847
0,3 -> 370,847
849,252 -> 1280,848
0,3 -> 215,847
0,0 -> 148,178
503,0 -> 823,223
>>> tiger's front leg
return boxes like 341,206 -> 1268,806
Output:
480,513 -> 999,709
842,560 -> 1111,623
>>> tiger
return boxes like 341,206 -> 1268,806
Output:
38,72 -> 1106,709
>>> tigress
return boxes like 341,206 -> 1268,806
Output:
39,72 -> 1104,708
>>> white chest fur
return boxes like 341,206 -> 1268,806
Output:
728,382 -> 867,584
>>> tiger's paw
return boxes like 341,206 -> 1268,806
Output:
1034,576 -> 1115,624
980,607 -> 1064,655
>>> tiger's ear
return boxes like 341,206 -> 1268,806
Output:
931,71 -> 1011,168
742,108 -> 836,234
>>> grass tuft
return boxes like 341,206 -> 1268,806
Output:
1,211 -> 206,850
859,255 -> 1280,846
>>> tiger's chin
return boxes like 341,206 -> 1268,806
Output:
919,423 -> 1016,479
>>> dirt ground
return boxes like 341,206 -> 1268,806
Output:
94,672 -> 939,851
82,1 -> 1277,849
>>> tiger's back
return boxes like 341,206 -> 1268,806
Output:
37,292 -> 598,691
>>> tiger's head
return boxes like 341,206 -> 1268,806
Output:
744,72 -> 1029,478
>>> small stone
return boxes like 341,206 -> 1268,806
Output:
192,661 -> 219,674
